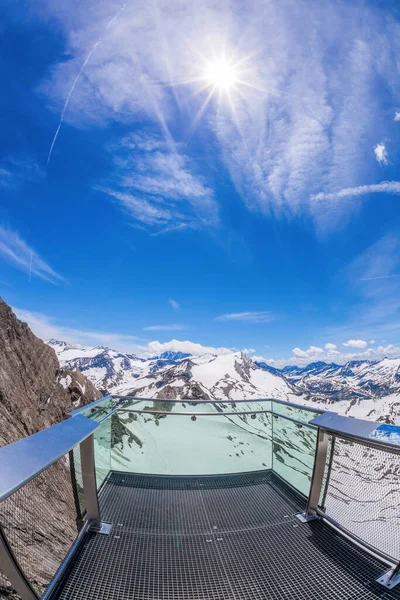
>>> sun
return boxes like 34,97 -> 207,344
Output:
204,58 -> 238,92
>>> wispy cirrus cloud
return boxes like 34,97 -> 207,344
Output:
13,307 -> 145,351
36,0 -> 400,230
216,311 -> 275,323
310,181 -> 400,202
0,227 -> 65,284
13,306 -> 233,356
98,133 -> 218,231
143,324 -> 185,331
325,234 -> 400,342
0,157 -> 44,190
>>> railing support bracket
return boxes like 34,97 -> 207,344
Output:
377,566 -> 400,590
89,522 -> 113,535
295,512 -> 320,523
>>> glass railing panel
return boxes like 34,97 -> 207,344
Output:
93,417 -> 111,489
271,400 -> 321,424
321,437 -> 400,561
272,414 -> 317,496
0,449 -> 84,597
110,410 -> 272,475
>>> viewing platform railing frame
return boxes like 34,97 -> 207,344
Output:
1,395 -> 400,598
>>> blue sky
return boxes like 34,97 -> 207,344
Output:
1,0 -> 400,366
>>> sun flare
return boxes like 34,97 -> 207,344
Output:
205,58 -> 238,91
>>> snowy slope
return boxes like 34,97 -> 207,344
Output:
48,339 -> 400,423
118,352 -> 300,402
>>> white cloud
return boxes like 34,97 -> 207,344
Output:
286,342 -> 400,367
251,355 -> 270,363
292,346 -> 324,358
343,339 -> 368,348
369,339 -> 376,344
374,143 -> 388,165
216,311 -> 275,323
0,227 -> 65,284
394,112 -> 400,121
324,343 -> 337,352
311,181 -> 400,202
145,339 -> 233,357
143,324 -> 185,331
169,298 -> 180,310
36,0 -> 400,230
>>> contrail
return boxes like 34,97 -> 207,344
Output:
361,274 -> 400,281
47,4 -> 126,166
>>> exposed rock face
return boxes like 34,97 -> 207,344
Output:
0,297 -> 102,447
0,298 -> 102,598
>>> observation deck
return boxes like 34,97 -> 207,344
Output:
1,396 -> 400,599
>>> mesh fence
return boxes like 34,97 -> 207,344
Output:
0,453 -> 83,597
321,436 -> 400,561
0,569 -> 18,599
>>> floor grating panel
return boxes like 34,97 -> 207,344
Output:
53,471 -> 400,600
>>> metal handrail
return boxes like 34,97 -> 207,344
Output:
0,414 -> 100,504
112,395 -> 327,413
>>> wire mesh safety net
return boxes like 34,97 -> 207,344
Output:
0,453 -> 83,597
321,436 -> 400,561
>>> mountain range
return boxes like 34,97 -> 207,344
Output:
48,339 -> 400,424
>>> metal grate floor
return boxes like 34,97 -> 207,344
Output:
53,471 -> 400,600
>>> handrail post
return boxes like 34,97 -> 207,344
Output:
0,525 -> 39,600
79,433 -> 112,535
80,434 -> 101,529
296,427 -> 329,523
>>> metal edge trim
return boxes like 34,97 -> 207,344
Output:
40,520 -> 90,600
108,467 -> 273,480
317,509 -> 397,567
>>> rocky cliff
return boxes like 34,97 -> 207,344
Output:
0,298 -> 102,598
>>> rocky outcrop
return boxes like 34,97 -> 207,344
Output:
0,297 -> 102,447
0,298 -> 102,598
